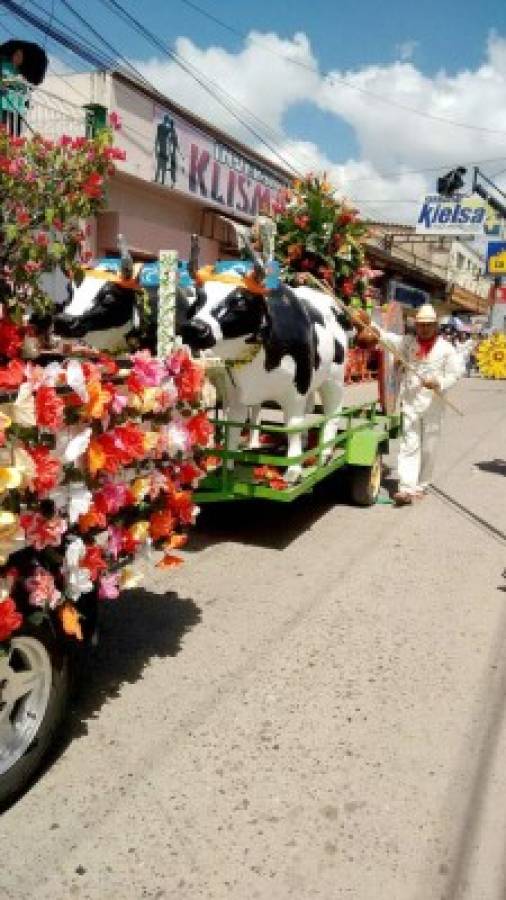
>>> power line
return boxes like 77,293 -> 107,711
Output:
175,0 -> 506,138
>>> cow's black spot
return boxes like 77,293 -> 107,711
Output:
331,306 -> 351,331
211,289 -> 263,340
263,285 -> 317,395
333,339 -> 345,365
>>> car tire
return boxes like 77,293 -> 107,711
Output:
349,454 -> 382,507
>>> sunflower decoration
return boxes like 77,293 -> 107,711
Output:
274,174 -> 379,308
476,333 -> 506,379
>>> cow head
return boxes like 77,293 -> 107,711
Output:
180,279 -> 265,357
53,271 -> 138,343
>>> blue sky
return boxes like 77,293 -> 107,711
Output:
3,0 -> 506,220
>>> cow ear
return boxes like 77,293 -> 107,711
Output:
261,286 -> 315,396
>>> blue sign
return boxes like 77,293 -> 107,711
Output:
486,241 -> 506,275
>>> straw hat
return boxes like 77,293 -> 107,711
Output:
415,303 -> 438,324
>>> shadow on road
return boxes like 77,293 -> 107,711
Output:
474,459 -> 506,477
61,589 -> 201,750
188,470 -> 349,551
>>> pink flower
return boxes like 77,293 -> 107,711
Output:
107,525 -> 123,561
149,470 -> 169,500
95,482 -> 131,516
110,391 -> 128,415
26,567 -> 61,609
98,573 -> 120,601
109,111 -> 122,131
131,351 -> 165,388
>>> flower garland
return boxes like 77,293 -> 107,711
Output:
0,342 -> 209,646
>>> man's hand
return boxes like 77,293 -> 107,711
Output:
349,308 -> 370,330
422,376 -> 441,391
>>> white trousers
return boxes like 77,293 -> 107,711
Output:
398,404 -> 443,493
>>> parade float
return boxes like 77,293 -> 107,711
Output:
186,175 -> 402,506
0,124 -> 208,806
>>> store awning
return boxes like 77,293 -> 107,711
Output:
447,285 -> 489,315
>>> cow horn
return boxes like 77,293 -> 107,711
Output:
118,233 -> 133,279
218,216 -> 266,282
188,233 -> 200,280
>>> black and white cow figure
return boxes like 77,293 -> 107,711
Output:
181,274 -> 348,483
53,235 -> 196,352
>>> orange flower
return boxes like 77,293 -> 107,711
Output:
149,509 -> 175,541
168,491 -> 194,525
156,553 -> 183,569
58,602 -> 83,641
84,379 -> 112,419
164,533 -> 188,550
87,437 -> 107,476
78,504 -> 107,534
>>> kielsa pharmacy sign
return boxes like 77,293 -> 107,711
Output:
415,193 -> 496,236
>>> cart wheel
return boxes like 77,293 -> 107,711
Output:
0,620 -> 72,809
349,454 -> 382,507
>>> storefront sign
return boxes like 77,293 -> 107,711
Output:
486,241 -> 506,275
152,105 -> 288,219
415,194 -> 495,235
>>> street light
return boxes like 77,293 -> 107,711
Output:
437,167 -> 467,197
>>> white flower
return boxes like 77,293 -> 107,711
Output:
63,427 -> 92,464
65,567 -> 93,601
11,383 -> 36,427
66,360 -> 88,402
64,536 -> 86,570
165,421 -> 190,456
41,362 -> 63,387
51,484 -> 92,524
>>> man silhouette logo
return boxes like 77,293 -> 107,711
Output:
154,114 -> 180,187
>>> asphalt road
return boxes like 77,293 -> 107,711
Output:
1,377 -> 505,900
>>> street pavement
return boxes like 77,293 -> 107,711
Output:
1,377 -> 505,900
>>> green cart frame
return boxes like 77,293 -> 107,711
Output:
195,402 -> 401,507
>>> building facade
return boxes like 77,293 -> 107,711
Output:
27,69 -> 291,265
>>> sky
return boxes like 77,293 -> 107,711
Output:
2,0 -> 506,222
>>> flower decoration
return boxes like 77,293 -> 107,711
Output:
274,173 -> 380,308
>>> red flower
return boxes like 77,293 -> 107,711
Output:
177,461 -> 203,485
0,320 -> 23,359
341,279 -> 355,298
35,386 -> 65,431
0,359 -> 25,389
0,598 -> 23,642
186,412 -> 213,447
27,445 -> 61,496
81,546 -> 107,580
115,422 -> 146,463
15,207 -> 30,227
20,512 -> 66,550
149,509 -> 175,542
78,504 -> 107,534
82,172 -> 103,199
168,491 -> 195,525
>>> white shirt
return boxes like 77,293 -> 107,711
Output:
380,331 -> 462,416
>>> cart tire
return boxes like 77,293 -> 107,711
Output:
349,455 -> 382,507
0,620 -> 72,809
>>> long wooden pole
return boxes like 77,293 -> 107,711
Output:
305,274 -> 464,417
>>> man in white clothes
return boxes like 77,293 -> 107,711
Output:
353,303 -> 461,506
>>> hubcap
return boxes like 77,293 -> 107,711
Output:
370,456 -> 382,498
0,636 -> 52,776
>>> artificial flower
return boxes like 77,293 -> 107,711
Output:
130,351 -> 165,388
129,387 -> 160,414
94,482 -> 132,516
78,504 -> 107,534
149,509 -> 175,542
11,383 -> 36,427
81,545 -> 107,580
0,466 -> 22,493
64,566 -> 93,602
20,512 -> 67,550
84,379 -> 112,419
156,553 -> 183,569
187,412 -> 213,446
143,430 -> 159,454
164,421 -> 190,456
98,572 -> 120,601
0,511 -> 25,564
0,319 -> 23,359
164,533 -> 188,550
130,477 -> 150,503
64,537 -> 86,570
61,427 -> 92,464
129,520 -> 150,543
35,386 -> 65,431
49,483 -> 93,525
26,567 -> 61,609
0,597 -> 23,642
168,491 -> 196,525
0,359 -> 25,390
58,602 -> 83,641
27,445 -> 61,496
107,525 -> 124,560
87,437 -> 107,476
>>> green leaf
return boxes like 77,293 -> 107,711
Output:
45,208 -> 55,225
48,242 -> 64,259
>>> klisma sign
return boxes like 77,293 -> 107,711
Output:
415,194 -> 492,235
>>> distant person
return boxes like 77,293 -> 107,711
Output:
352,304 -> 461,505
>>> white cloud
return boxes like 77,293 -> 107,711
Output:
135,30 -> 506,224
